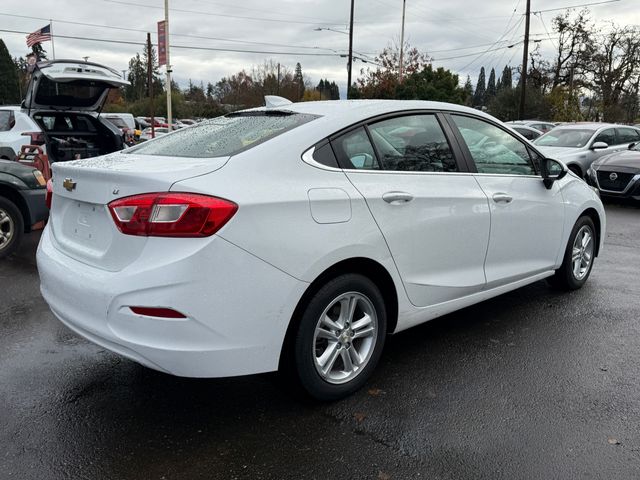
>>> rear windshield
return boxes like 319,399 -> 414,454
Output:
127,111 -> 319,158
34,76 -> 107,108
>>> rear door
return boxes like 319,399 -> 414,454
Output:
448,114 -> 565,286
335,112 -> 490,307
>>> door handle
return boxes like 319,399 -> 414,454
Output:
382,191 -> 414,204
492,193 -> 513,204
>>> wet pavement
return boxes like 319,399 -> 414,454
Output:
1,201 -> 640,479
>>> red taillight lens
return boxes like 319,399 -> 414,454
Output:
22,131 -> 45,145
45,179 -> 53,210
108,192 -> 238,237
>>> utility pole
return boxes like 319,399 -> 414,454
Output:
164,0 -> 173,131
399,0 -> 407,83
147,32 -> 155,139
277,62 -> 281,95
347,0 -> 355,99
518,0 -> 531,120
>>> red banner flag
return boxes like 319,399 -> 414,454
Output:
157,20 -> 167,66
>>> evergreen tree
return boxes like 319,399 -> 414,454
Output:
473,67 -> 486,107
485,67 -> 496,104
501,65 -> 512,90
125,53 -> 146,102
31,43 -> 47,60
293,62 -> 305,101
463,75 -> 474,105
142,44 -> 163,96
0,39 -> 21,104
206,82 -> 214,99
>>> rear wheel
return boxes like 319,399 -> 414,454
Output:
548,215 -> 596,290
0,197 -> 24,259
292,274 -> 387,401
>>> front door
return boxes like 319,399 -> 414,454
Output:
449,114 -> 565,286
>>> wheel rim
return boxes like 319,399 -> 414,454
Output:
313,292 -> 378,385
571,225 -> 594,281
0,208 -> 15,252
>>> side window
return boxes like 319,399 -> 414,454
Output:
332,127 -> 380,170
311,141 -> 339,168
593,128 -> 615,146
452,115 -> 536,176
616,128 -> 640,144
0,110 -> 14,132
367,114 -> 458,172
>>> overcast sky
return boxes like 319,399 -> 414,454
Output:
1,0 -> 639,98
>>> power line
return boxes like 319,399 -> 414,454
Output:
535,12 -> 557,50
0,12 -> 344,53
533,0 -> 621,13
102,0 -> 347,26
0,28 -> 343,57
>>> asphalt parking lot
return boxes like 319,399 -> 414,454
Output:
1,201 -> 639,479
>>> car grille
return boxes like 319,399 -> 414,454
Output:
597,171 -> 634,191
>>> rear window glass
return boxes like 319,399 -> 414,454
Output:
0,110 -> 14,131
34,76 -> 107,108
127,111 -> 319,158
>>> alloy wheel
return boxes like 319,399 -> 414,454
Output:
0,208 -> 15,252
313,292 -> 378,385
571,225 -> 594,281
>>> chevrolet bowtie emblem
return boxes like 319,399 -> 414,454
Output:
63,178 -> 77,192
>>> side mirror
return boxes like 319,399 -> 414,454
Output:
591,141 -> 608,150
541,157 -> 568,189
628,142 -> 636,150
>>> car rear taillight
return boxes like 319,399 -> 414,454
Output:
45,179 -> 53,210
108,192 -> 237,237
22,131 -> 45,145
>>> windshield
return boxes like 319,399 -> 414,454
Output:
127,111 -> 319,158
533,128 -> 596,148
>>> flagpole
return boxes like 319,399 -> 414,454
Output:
49,20 -> 55,59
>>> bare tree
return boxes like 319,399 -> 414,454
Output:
583,24 -> 640,121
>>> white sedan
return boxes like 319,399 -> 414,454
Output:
38,99 -> 605,400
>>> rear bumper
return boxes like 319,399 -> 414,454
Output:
37,226 -> 308,377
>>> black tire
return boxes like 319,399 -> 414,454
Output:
291,274 -> 387,401
548,215 -> 596,290
0,196 -> 24,259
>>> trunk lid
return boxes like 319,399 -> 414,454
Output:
25,60 -> 129,114
49,153 -> 229,271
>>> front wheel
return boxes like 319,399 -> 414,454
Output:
0,197 -> 24,259
548,215 -> 596,290
292,274 -> 387,401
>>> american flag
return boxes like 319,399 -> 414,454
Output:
26,24 -> 52,48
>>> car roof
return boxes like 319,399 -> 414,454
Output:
551,122 -> 622,130
243,100 -> 499,132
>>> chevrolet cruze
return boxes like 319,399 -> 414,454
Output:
38,99 -> 605,400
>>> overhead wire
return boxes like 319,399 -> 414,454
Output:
0,28 -> 345,57
102,0 -> 347,26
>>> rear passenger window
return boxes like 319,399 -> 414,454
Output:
452,115 -> 536,176
332,127 -> 380,170
0,110 -> 14,131
616,128 -> 640,144
312,142 -> 339,168
593,129 -> 616,146
367,115 -> 458,172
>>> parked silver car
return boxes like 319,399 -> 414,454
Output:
534,123 -> 640,178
